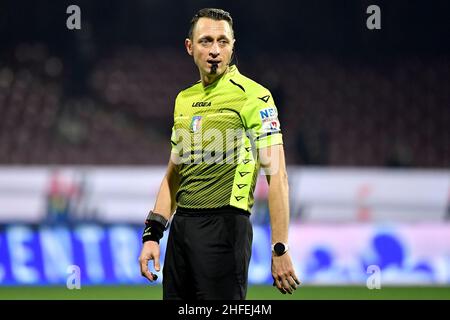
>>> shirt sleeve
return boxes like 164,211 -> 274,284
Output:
170,125 -> 178,154
240,90 -> 283,149
170,93 -> 181,154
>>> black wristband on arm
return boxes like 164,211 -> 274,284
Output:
142,211 -> 169,244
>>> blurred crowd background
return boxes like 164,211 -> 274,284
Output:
1,0 -> 448,167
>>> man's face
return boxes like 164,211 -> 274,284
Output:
186,18 -> 235,79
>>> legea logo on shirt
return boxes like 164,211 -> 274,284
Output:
190,116 -> 203,132
192,101 -> 211,107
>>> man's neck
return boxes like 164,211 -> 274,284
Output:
201,66 -> 230,87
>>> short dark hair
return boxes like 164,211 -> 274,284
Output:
188,8 -> 234,40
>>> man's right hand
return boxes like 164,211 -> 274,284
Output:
138,241 -> 161,282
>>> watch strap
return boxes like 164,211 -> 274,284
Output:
145,211 -> 169,230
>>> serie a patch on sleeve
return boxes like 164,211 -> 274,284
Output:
259,106 -> 280,133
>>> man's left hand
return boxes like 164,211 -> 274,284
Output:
271,253 -> 301,294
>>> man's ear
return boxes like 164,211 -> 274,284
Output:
229,38 -> 236,64
185,38 -> 193,56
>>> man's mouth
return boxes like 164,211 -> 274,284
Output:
208,61 -> 219,75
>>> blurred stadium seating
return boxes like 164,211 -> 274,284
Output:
0,43 -> 448,167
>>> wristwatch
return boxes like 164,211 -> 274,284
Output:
271,242 -> 289,256
145,211 -> 170,230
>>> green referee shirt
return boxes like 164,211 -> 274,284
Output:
171,65 -> 283,213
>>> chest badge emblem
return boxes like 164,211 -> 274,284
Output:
190,116 -> 203,133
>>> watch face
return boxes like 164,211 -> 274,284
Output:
274,242 -> 286,256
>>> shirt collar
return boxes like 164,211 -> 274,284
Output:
203,65 -> 238,91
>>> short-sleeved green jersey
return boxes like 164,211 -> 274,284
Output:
171,65 -> 283,213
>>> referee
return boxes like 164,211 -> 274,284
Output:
139,8 -> 300,300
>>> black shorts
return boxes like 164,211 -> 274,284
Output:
163,206 -> 253,300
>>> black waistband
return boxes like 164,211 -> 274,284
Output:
175,205 -> 250,217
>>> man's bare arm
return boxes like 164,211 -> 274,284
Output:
152,153 -> 180,220
139,153 -> 180,282
261,145 -> 289,244
259,144 -> 300,294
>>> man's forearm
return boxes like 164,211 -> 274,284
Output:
267,168 -> 290,244
153,160 -> 180,220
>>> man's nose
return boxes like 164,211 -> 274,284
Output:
209,42 -> 220,56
